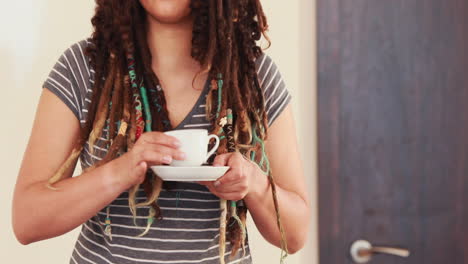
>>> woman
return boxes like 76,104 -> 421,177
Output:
12,0 -> 310,263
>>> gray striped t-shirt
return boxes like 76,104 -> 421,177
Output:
43,39 -> 291,264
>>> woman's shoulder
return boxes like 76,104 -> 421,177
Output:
254,53 -> 274,77
254,53 -> 286,96
42,38 -> 94,122
254,52 -> 292,127
62,38 -> 93,55
58,38 -> 94,73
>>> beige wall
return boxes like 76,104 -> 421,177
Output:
0,1 -> 317,263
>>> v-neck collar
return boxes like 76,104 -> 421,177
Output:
170,77 -> 210,130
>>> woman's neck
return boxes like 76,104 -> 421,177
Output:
146,16 -> 198,73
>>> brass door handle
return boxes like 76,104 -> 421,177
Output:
350,240 -> 410,263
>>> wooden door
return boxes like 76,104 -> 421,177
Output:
318,0 -> 468,263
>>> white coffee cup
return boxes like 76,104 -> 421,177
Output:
164,129 -> 220,167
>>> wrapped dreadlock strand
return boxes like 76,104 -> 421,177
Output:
132,9 -> 168,222
128,108 -> 136,149
203,2 -> 220,124
206,0 -> 227,140
126,50 -> 147,227
104,206 -> 113,240
134,5 -> 171,132
139,171 -> 164,223
136,204 -> 156,237
127,170 -> 142,224
228,20 -> 248,136
139,80 -> 152,132
93,66 -> 132,168
125,45 -> 166,233
82,44 -> 105,150
127,60 -> 145,141
136,174 -> 163,208
46,145 -> 83,190
88,54 -> 117,155
225,109 -> 236,152
140,171 -> 162,219
101,77 -> 130,240
221,0 -> 246,154
126,74 -> 137,151
108,70 -> 124,146
268,169 -> 288,263
228,203 -> 247,258
136,80 -> 166,221
224,109 -> 247,258
210,78 -> 223,141
219,197 -> 228,264
238,205 -> 248,256
104,67 -> 123,150
128,183 -> 141,225
216,74 -> 228,264
251,125 -> 289,263
205,78 -> 217,120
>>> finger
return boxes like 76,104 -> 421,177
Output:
141,144 -> 186,161
213,181 -> 246,193
133,161 -> 147,185
203,183 -> 217,194
133,161 -> 147,175
214,168 -> 243,186
212,153 -> 232,167
139,131 -> 181,148
139,149 -> 174,166
227,152 -> 245,168
202,183 -> 245,201
211,190 -> 246,201
205,182 -> 247,195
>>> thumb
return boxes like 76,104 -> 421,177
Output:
134,161 -> 148,179
213,153 -> 231,167
138,161 -> 148,172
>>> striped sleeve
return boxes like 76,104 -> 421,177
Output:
42,42 -> 87,121
255,54 -> 292,127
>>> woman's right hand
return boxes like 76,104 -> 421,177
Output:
109,131 -> 185,190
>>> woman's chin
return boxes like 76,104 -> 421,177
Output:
151,13 -> 191,24
140,0 -> 192,24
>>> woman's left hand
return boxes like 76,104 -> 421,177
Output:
198,152 -> 263,201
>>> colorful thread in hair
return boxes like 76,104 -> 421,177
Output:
224,109 -> 246,258
126,51 -> 159,237
215,74 -> 228,264
139,79 -> 152,132
104,206 -> 112,240
127,52 -> 146,139
249,123 -> 289,262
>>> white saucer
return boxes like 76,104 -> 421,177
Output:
150,166 -> 230,182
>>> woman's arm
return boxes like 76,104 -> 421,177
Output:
12,89 -> 126,245
244,104 -> 310,253
12,88 -> 183,245
201,104 -> 310,254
